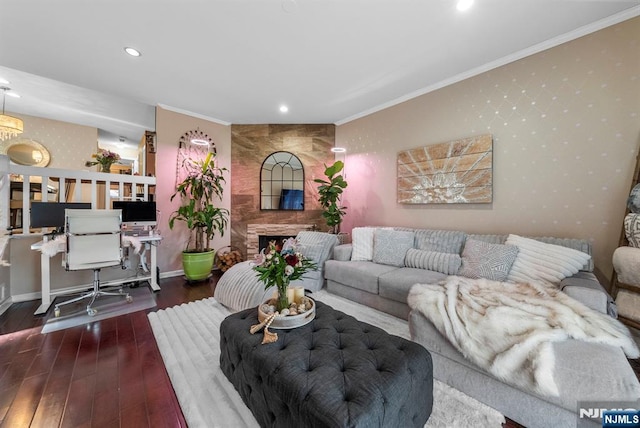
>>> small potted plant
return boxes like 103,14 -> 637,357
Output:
85,148 -> 121,172
314,160 -> 348,235
169,151 -> 229,281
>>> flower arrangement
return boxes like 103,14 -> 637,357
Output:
85,148 -> 121,172
253,237 -> 317,311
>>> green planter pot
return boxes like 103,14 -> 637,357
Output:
182,249 -> 216,281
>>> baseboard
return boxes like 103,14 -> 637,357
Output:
161,270 -> 184,279
10,270 -> 190,304
11,291 -> 42,303
0,297 -> 12,317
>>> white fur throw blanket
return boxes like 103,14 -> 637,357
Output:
408,276 -> 639,397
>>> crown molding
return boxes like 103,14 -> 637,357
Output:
157,104 -> 231,126
335,5 -> 640,126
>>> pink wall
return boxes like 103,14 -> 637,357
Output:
155,107 -> 231,274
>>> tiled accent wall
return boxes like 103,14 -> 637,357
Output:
231,125 -> 335,258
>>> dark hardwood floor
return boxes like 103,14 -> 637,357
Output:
0,273 -> 637,428
0,274 -> 218,428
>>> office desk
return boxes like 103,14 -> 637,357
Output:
31,234 -> 162,315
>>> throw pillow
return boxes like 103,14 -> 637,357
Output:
372,229 -> 415,267
351,227 -> 376,261
405,249 -> 462,275
624,213 -> 640,248
414,229 -> 467,254
296,231 -> 339,263
505,234 -> 591,284
628,183 -> 640,213
458,239 -> 519,281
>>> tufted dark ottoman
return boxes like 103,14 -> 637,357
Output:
220,300 -> 433,427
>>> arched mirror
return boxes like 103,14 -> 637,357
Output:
3,138 -> 51,167
261,151 -> 304,210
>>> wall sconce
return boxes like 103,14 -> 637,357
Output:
176,128 -> 217,188
180,128 -> 213,148
331,147 -> 347,179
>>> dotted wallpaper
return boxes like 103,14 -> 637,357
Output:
0,113 -> 97,170
336,16 -> 640,282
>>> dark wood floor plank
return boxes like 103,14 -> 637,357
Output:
71,326 -> 100,381
0,384 -> 19,423
60,373 -> 96,428
120,400 -> 149,428
1,372 -> 48,427
30,373 -> 70,428
0,348 -> 38,391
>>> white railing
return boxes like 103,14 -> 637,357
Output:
2,160 -> 156,235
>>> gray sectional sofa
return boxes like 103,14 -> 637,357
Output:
323,227 -> 640,428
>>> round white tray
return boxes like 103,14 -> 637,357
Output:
258,297 -> 316,330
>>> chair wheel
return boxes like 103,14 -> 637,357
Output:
54,307 -> 60,318
126,295 -> 133,303
88,308 -> 98,316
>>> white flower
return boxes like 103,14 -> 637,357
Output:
285,265 -> 294,276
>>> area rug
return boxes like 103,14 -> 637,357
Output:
149,290 -> 505,427
42,284 -> 157,334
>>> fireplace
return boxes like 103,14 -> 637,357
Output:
246,223 -> 315,259
258,235 -> 292,253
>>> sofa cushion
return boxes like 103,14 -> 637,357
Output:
405,249 -> 461,275
458,239 -> 519,281
373,229 -> 414,267
560,271 -> 613,316
324,260 -> 398,294
379,268 -> 447,304
414,229 -> 466,254
506,234 -> 591,284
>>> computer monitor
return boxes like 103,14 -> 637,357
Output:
30,202 -> 92,231
112,201 -> 157,228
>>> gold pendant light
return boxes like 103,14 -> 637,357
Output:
0,87 -> 24,141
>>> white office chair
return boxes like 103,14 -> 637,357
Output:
54,209 -> 132,317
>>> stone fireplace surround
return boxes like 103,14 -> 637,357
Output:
230,124 -> 336,259
246,224 -> 315,260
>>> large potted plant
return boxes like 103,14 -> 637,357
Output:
314,160 -> 348,234
169,151 -> 229,281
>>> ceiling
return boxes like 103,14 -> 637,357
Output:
1,0 -> 638,149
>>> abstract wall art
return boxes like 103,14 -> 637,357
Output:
397,134 -> 493,204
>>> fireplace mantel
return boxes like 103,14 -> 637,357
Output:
246,223 -> 315,259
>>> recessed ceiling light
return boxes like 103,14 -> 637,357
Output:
124,47 -> 142,57
279,105 -> 289,113
0,78 -> 9,85
456,0 -> 474,11
331,147 -> 346,153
